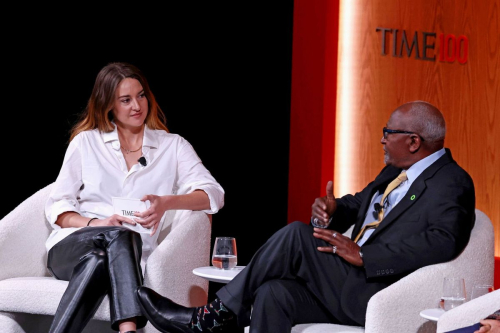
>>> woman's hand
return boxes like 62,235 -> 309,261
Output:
133,194 -> 166,236
88,214 -> 136,227
133,191 -> 210,236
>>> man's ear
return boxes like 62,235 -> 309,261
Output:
408,134 -> 422,153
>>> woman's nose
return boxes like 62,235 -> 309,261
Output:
131,99 -> 140,111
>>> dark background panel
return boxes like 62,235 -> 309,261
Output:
2,1 -> 295,294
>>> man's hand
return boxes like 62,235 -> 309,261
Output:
313,227 -> 364,266
311,181 -> 337,228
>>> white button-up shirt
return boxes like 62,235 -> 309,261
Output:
45,124 -> 225,268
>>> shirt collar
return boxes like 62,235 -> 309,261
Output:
101,123 -> 159,150
405,148 -> 446,185
143,125 -> 158,149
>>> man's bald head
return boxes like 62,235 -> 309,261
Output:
392,101 -> 446,151
383,101 -> 446,169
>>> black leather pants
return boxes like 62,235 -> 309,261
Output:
47,226 -> 148,333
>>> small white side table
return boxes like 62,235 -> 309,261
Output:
420,308 -> 445,321
193,266 -> 245,284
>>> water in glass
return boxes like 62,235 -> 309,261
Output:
212,237 -> 237,270
441,277 -> 466,311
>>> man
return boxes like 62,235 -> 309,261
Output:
136,101 -> 476,333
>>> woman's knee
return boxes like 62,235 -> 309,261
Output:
80,249 -> 107,269
106,227 -> 143,247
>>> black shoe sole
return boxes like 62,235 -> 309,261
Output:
137,299 -> 195,333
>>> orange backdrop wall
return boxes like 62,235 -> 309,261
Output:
288,0 -> 500,257
334,0 -> 500,255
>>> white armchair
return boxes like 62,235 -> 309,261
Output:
0,183 -> 212,333
245,209 -> 495,333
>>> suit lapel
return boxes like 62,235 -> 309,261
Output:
351,166 -> 401,240
365,149 -> 455,242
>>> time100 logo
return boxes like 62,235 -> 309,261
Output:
376,27 -> 468,64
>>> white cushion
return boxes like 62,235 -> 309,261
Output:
245,323 -> 364,332
0,277 -> 111,321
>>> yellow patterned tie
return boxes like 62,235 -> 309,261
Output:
353,171 -> 407,243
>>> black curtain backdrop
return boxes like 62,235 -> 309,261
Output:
3,4 -> 294,299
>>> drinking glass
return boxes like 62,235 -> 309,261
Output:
212,237 -> 237,270
470,284 -> 494,300
441,277 -> 466,311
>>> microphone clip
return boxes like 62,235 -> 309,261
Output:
138,156 -> 147,167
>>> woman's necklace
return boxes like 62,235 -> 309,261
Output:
121,145 -> 142,154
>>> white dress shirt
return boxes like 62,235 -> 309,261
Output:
356,148 -> 446,246
45,124 -> 225,269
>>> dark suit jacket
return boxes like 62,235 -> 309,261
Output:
330,148 -> 475,325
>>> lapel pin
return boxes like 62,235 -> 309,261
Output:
410,195 -> 416,200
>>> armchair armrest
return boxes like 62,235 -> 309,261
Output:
0,184 -> 53,280
143,209 -> 211,308
365,263 -> 447,333
365,209 -> 494,333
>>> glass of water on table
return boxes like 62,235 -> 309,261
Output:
212,237 -> 238,270
441,277 -> 466,311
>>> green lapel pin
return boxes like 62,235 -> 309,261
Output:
410,195 -> 416,200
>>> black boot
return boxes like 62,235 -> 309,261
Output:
136,286 -> 196,333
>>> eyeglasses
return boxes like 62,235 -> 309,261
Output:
383,127 -> 425,141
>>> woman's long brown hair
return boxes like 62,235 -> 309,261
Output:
69,62 -> 168,142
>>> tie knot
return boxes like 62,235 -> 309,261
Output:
397,171 -> 407,182
381,170 -> 408,203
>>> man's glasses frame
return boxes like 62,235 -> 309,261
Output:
383,127 -> 425,141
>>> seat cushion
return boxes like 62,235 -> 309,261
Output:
244,323 -> 365,332
291,324 -> 364,333
0,277 -> 110,321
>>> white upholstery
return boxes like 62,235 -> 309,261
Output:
245,209 -> 495,333
437,289 -> 500,333
0,183 -> 212,333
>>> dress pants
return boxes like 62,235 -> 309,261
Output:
216,221 -> 358,333
47,226 -> 148,333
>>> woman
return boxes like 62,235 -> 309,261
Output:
44,62 -> 225,333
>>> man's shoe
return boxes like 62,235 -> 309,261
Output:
136,286 -> 196,333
